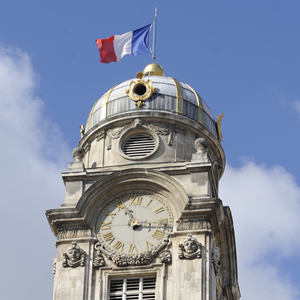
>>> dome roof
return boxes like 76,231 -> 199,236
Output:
86,67 -> 218,139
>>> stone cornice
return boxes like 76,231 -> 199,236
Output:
61,161 -> 213,183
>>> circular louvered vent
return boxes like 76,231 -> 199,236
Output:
122,134 -> 155,158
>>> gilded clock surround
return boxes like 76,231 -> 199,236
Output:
125,72 -> 157,108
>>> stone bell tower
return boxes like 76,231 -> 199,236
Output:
46,63 -> 241,300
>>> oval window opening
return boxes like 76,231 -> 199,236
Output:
122,134 -> 155,157
134,84 -> 147,96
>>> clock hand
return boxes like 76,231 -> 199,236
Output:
128,218 -> 170,228
124,207 -> 133,219
128,218 -> 139,226
128,218 -> 143,231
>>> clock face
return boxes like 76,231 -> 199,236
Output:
96,193 -> 173,256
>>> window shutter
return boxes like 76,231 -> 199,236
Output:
109,277 -> 156,300
122,134 -> 155,157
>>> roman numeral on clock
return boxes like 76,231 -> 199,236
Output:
146,197 -> 155,207
114,200 -> 126,211
146,240 -> 154,249
152,229 -> 165,240
130,196 -> 143,205
101,221 -> 112,230
154,207 -> 165,214
159,218 -> 169,225
102,232 -> 115,244
113,241 -> 124,251
128,244 -> 138,252
105,212 -> 116,217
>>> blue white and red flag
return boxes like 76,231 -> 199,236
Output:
95,24 -> 152,63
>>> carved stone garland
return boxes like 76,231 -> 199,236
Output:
104,118 -> 186,150
62,242 -> 86,268
179,234 -> 202,260
93,239 -> 172,268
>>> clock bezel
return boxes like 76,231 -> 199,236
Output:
95,192 -> 174,257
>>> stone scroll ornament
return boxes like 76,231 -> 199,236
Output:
179,234 -> 202,260
93,243 -> 105,268
62,242 -> 86,268
94,239 -> 171,267
212,246 -> 221,275
212,246 -> 222,300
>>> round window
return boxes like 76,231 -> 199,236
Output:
119,125 -> 159,161
122,133 -> 155,158
133,84 -> 147,96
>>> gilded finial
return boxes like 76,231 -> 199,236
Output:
79,125 -> 85,138
143,63 -> 165,76
217,113 -> 224,143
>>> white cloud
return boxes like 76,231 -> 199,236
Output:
0,45 -> 70,299
292,100 -> 300,118
221,162 -> 300,299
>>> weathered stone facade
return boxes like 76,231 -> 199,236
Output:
46,64 -> 240,300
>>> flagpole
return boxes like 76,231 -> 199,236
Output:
152,7 -> 157,63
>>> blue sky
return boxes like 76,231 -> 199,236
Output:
1,1 -> 300,299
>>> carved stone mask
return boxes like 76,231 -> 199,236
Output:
184,239 -> 197,253
133,118 -> 143,127
68,245 -> 81,262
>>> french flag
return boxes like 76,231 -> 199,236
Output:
95,24 -> 152,64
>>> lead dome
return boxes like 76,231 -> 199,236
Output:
85,64 -> 219,139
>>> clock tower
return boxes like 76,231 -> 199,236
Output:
46,63 -> 241,300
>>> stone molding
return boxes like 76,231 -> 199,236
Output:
84,143 -> 91,154
76,169 -> 189,224
77,111 -> 226,178
57,227 -> 92,240
176,218 -> 212,231
99,264 -> 165,300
